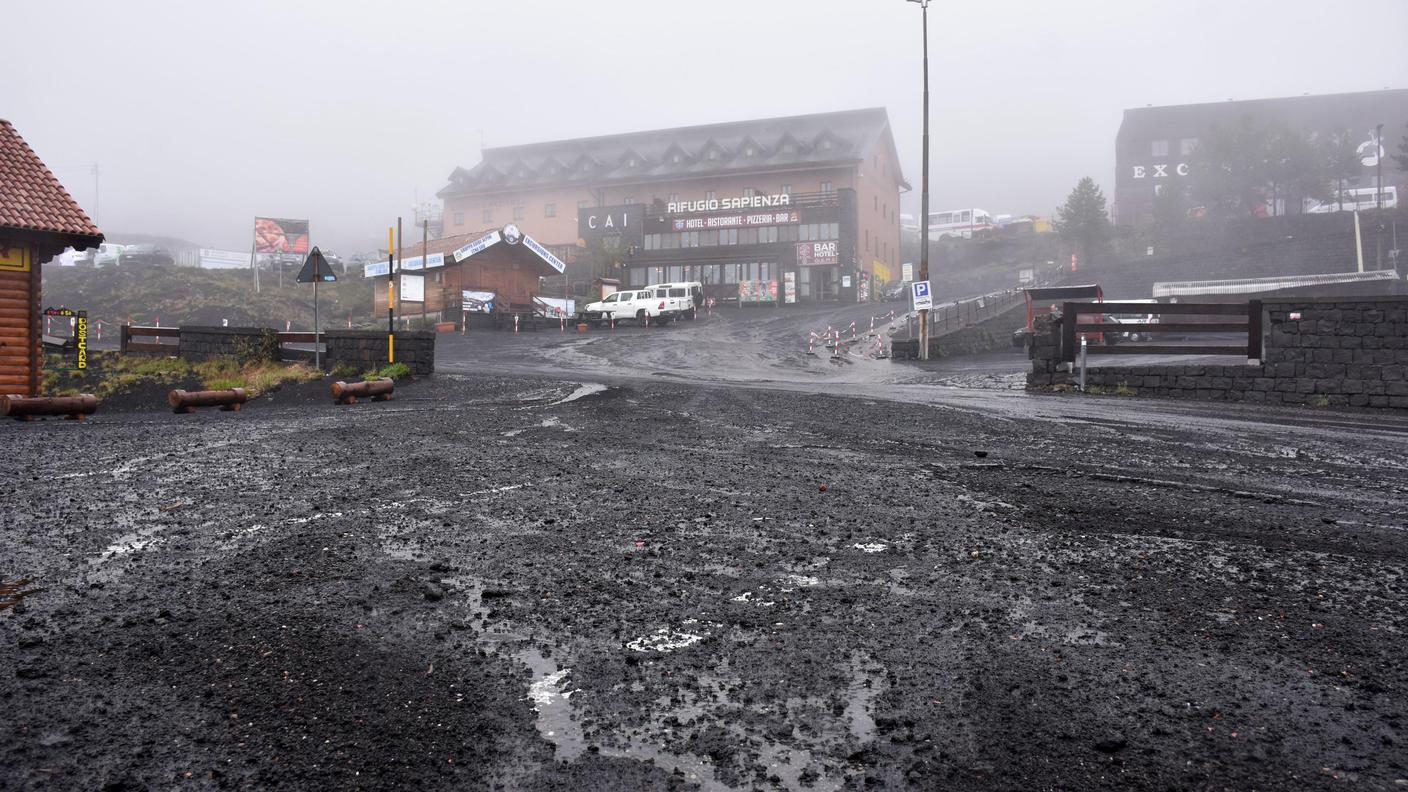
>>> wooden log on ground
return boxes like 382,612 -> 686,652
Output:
330,378 -> 394,405
167,388 -> 248,414
1,393 -> 100,422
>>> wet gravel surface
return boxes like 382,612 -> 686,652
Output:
3,308 -> 1408,790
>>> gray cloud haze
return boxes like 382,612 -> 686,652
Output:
7,0 -> 1405,253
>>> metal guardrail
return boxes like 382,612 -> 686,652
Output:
1062,300 -> 1263,362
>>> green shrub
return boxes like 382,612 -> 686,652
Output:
366,362 -> 411,381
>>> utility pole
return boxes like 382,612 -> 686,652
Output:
1375,123 -> 1384,270
908,0 -> 932,359
422,219 -> 428,326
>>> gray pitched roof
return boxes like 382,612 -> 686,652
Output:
439,108 -> 906,197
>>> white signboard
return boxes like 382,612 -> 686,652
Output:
453,230 -> 502,262
400,252 -> 445,271
911,280 -> 934,311
522,234 -> 566,273
364,260 -> 390,278
1018,267 -> 1035,284
199,248 -> 253,269
399,273 -> 425,303
902,262 -> 914,282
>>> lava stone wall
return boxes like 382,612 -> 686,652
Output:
176,327 -> 435,376
890,294 -> 1026,360
322,331 -> 435,376
178,327 -> 272,361
1027,296 -> 1408,409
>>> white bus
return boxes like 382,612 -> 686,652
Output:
1304,186 -> 1398,214
927,208 -> 995,240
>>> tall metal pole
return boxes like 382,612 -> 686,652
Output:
916,0 -> 931,359
1376,123 -> 1385,270
387,225 -> 395,363
422,219 -> 429,326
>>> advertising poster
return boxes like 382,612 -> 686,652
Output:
254,218 -> 310,254
462,290 -> 496,313
784,272 -> 796,304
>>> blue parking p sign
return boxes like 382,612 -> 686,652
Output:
911,280 -> 934,311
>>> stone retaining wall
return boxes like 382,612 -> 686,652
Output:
890,299 -> 1026,360
175,327 -> 435,376
1027,296 -> 1408,409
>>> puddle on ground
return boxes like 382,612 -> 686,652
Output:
550,382 -> 609,405
517,647 -> 587,760
0,578 -> 42,611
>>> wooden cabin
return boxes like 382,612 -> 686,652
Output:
0,119 -> 103,396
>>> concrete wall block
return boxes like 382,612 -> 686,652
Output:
1340,379 -> 1365,394
1390,396 -> 1408,409
1297,379 -> 1318,394
1388,381 -> 1408,397
1382,366 -> 1405,382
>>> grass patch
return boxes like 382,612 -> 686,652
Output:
41,350 -> 322,399
1115,381 -> 1133,396
364,362 -> 412,382
330,361 -> 359,378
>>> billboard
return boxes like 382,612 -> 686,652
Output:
199,248 -> 252,269
254,217 -> 310,254
399,273 -> 425,303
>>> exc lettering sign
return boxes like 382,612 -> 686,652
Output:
1132,163 -> 1190,179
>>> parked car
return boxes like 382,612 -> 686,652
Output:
580,285 -> 692,325
118,244 -> 174,266
882,280 -> 911,302
94,243 -> 124,268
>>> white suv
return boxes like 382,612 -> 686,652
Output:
581,286 -> 694,326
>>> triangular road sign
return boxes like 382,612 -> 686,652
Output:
297,247 -> 338,283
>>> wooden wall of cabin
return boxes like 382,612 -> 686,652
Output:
0,240 -> 54,397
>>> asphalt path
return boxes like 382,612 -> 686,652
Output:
2,304 -> 1406,790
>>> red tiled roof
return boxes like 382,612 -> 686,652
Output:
0,119 -> 103,241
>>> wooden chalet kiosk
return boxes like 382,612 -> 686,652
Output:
0,119 -> 103,396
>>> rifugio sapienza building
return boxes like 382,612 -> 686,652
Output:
1114,89 -> 1408,226
437,108 -> 908,303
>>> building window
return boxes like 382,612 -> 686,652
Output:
1180,137 -> 1198,156
1151,139 -> 1169,157
482,208 -> 493,223
668,193 -> 679,203
820,181 -> 834,193
623,196 -> 634,205
453,212 -> 464,226
513,205 -> 525,221
820,140 -> 832,151
744,146 -> 756,157
743,188 -> 756,198
865,229 -> 870,252
544,203 -> 556,218
706,148 -> 719,161
874,196 -> 879,211
781,184 -> 791,195
578,200 -> 589,209
706,190 -> 716,201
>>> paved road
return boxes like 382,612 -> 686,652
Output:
2,305 -> 1406,790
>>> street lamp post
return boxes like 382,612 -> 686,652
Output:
1377,123 -> 1385,270
908,0 -> 931,359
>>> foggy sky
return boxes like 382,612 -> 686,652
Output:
7,0 -> 1406,255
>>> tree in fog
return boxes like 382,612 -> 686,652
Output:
1326,128 -> 1363,211
1189,116 -> 1328,218
1188,116 -> 1268,218
1263,124 -> 1329,215
1151,183 -> 1188,230
1054,177 -> 1112,265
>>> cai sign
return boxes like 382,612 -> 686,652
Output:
578,204 -> 643,237
795,240 -> 839,266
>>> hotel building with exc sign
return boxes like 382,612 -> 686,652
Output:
436,108 -> 908,304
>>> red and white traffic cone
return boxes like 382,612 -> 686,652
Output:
285,319 -> 291,331
46,315 -> 51,335
347,314 -> 352,329
155,316 -> 161,328
560,316 -> 565,333
850,322 -> 857,341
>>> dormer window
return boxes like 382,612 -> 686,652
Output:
706,149 -> 719,161
672,154 -> 681,163
820,140 -> 832,151
781,143 -> 796,154
744,146 -> 756,157
627,158 -> 637,167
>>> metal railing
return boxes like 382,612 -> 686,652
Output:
120,325 -> 180,355
1061,300 -> 1263,363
